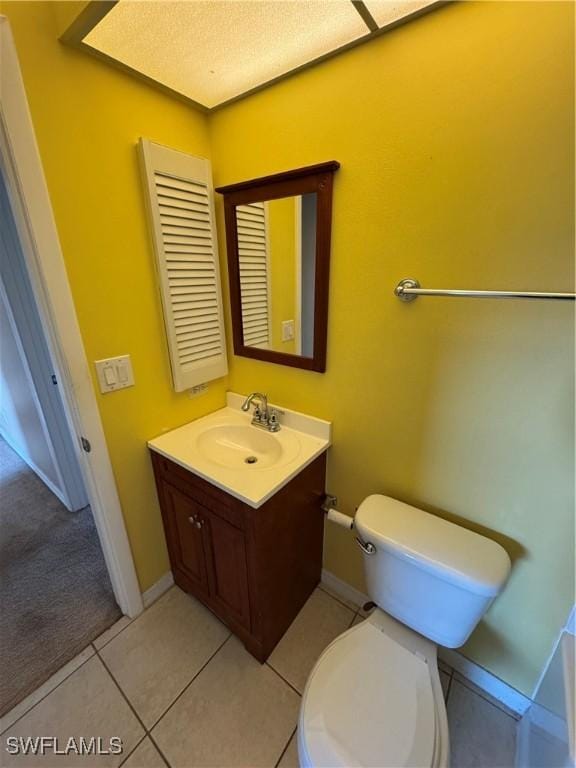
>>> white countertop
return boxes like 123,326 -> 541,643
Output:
148,393 -> 331,508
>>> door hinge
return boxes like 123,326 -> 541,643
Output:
51,374 -> 58,385
80,436 -> 91,453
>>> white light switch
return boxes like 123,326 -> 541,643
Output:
95,355 -> 134,393
282,320 -> 295,342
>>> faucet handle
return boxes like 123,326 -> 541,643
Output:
268,408 -> 283,432
253,404 -> 269,424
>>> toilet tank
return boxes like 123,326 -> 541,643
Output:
354,495 -> 511,648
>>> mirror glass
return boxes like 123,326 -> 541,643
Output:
235,193 -> 317,355
217,161 -> 339,372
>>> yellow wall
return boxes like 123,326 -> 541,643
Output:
210,1 -> 575,694
51,1 -> 89,36
267,197 -> 297,353
2,0 -> 574,696
1,1 -> 227,590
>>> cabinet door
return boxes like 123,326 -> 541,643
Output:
163,483 -> 210,597
204,511 -> 251,631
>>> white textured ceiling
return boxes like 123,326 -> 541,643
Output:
83,0 -> 438,110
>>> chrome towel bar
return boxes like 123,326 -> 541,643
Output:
395,278 -> 576,302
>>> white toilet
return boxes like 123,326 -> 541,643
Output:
298,495 -> 512,768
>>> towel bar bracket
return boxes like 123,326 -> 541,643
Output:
395,278 -> 421,302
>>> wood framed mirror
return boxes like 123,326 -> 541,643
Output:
216,161 -> 339,372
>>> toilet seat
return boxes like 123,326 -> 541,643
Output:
298,611 -> 448,768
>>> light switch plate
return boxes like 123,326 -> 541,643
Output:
94,355 -> 134,393
282,320 -> 295,342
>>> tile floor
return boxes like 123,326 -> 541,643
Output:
0,585 -> 519,767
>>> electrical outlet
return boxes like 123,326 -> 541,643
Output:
282,319 -> 295,342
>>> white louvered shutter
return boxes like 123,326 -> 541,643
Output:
139,139 -> 227,392
236,202 -> 270,348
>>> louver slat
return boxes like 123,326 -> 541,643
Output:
140,139 -> 227,391
236,202 -> 269,348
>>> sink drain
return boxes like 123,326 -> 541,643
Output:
244,455 -> 258,464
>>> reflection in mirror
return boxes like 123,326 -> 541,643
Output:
236,194 -> 317,355
216,161 -> 339,372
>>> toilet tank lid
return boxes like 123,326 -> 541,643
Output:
355,495 -> 511,597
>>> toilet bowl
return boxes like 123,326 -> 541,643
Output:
298,495 -> 511,768
298,609 -> 449,768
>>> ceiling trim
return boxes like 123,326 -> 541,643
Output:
351,1 -> 379,33
59,0 -> 118,45
211,1 -> 451,112
59,2 -> 209,113
66,40 -> 209,113
60,0 -> 452,114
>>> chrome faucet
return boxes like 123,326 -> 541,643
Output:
241,392 -> 283,432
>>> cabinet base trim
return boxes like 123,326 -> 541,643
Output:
142,572 -> 174,608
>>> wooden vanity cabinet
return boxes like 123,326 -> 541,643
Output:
150,451 -> 326,662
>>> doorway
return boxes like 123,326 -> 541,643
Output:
0,170 -> 122,716
0,14 -> 143,718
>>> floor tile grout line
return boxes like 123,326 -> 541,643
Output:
96,659 -> 173,767
451,675 -> 520,720
0,649 -> 96,737
93,616 -> 134,653
2,596 -> 156,737
100,654 -> 172,768
445,671 -> 454,703
97,652 -> 151,737
146,632 -> 233,733
316,584 -> 362,615
459,677 -> 520,720
147,732 -> 172,768
274,725 -> 297,768
96,587 -> 176,655
265,662 -> 303,698
118,733 -> 148,767
143,584 -> 177,612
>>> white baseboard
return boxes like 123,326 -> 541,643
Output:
321,568 -> 370,610
531,603 -> 576,700
516,701 -> 572,768
321,568 -> 531,716
439,647 -> 531,715
142,572 -> 174,608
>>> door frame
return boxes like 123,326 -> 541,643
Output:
0,16 -> 144,618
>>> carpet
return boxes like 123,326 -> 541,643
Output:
0,437 -> 121,716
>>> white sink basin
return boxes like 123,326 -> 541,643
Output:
148,393 -> 331,508
196,425 -> 284,469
